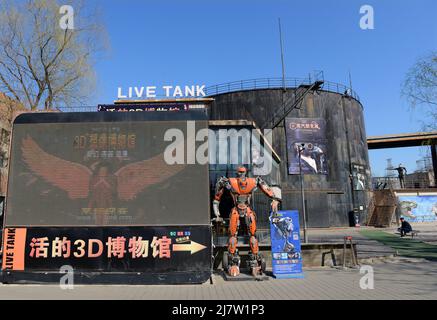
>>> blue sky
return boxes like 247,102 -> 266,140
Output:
89,0 -> 437,176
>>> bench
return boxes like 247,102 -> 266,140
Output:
410,230 -> 419,239
396,230 -> 420,238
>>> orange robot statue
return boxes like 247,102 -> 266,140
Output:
213,166 -> 281,277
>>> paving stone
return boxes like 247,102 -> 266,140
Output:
0,261 -> 436,300
1,225 -> 435,300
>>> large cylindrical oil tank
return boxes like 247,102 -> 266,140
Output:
207,79 -> 371,228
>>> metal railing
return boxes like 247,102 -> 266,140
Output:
57,77 -> 360,113
205,77 -> 360,102
373,176 -> 436,190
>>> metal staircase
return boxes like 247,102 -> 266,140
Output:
261,80 -> 324,130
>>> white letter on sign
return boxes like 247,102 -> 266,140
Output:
196,85 -> 206,97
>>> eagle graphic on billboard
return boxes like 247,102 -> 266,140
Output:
20,136 -> 185,224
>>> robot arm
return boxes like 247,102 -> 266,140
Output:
213,177 -> 228,220
256,177 -> 282,213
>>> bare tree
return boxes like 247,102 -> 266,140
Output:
0,0 -> 106,110
402,52 -> 437,129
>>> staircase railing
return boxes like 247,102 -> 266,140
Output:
260,80 -> 325,130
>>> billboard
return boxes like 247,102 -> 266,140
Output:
2,226 -> 210,275
270,210 -> 304,279
2,112 -> 211,283
5,113 -> 209,227
352,163 -> 367,191
98,103 -> 190,112
285,118 -> 328,175
398,195 -> 437,223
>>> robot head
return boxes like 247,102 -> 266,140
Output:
284,217 -> 294,232
236,166 -> 247,179
295,143 -> 313,157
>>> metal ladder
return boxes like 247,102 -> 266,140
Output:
261,80 -> 324,130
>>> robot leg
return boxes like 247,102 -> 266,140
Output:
246,209 -> 259,255
225,208 -> 241,276
229,208 -> 239,239
246,209 -> 266,276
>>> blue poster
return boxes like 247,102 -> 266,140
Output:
269,210 -> 304,279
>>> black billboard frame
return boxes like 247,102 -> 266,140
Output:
2,110 -> 213,285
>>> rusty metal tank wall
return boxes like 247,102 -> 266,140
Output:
208,89 -> 371,228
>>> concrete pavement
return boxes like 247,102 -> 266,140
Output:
0,259 -> 436,300
304,227 -> 397,260
0,225 -> 435,300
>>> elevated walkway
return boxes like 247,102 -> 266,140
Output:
368,131 -> 437,149
368,131 -> 437,188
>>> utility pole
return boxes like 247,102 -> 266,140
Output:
348,69 -> 353,94
298,144 -> 308,243
278,18 -> 286,92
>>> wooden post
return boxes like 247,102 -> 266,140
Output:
431,142 -> 437,187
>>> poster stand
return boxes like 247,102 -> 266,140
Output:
270,210 -> 304,279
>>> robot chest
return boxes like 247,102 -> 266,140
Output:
229,179 -> 256,195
